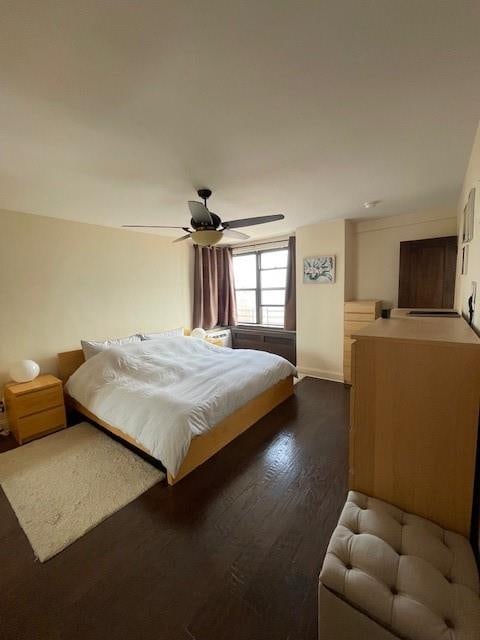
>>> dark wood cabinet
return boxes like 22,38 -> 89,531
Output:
398,236 -> 457,309
230,326 -> 296,365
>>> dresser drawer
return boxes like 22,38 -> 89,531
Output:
345,320 -> 375,338
345,301 -> 381,314
344,312 -> 376,323
14,385 -> 63,418
17,406 -> 66,441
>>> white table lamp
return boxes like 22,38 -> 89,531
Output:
9,360 -> 40,383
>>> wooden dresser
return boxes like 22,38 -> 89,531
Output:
344,300 -> 381,383
349,315 -> 480,536
4,375 -> 66,444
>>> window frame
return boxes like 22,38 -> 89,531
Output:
233,247 -> 288,328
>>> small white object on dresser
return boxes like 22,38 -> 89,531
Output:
9,359 -> 40,383
205,328 -> 232,348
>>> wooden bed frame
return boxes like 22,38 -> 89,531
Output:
57,348 -> 294,485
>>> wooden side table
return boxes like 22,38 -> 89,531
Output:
4,374 -> 66,444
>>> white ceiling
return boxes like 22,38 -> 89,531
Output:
1,1 -> 480,240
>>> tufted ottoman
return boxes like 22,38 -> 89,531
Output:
319,492 -> 480,640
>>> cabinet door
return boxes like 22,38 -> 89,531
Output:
351,337 -> 479,536
398,236 -> 457,308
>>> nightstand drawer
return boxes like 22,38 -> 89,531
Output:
14,386 -> 63,418
17,406 -> 66,441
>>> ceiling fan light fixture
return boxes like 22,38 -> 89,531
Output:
191,229 -> 223,247
122,188 -> 284,243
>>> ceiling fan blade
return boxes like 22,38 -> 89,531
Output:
173,234 -> 192,243
223,214 -> 284,229
222,228 -> 250,240
188,201 -> 213,225
122,225 -> 189,229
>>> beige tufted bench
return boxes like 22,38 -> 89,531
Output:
319,492 -> 480,640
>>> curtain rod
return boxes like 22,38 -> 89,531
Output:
232,237 -> 292,250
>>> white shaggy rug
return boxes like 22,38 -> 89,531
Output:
0,422 -> 164,562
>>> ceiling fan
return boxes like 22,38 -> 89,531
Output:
122,189 -> 285,246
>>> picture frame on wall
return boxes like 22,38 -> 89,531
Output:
462,187 -> 475,243
461,244 -> 469,275
303,255 -> 336,283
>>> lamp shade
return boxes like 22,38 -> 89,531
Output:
191,327 -> 207,339
191,230 -> 223,247
9,360 -> 40,383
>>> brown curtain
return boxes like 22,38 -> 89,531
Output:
284,236 -> 296,330
193,245 -> 237,329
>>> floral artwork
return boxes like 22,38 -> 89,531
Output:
303,255 -> 335,283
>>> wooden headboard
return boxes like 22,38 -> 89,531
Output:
58,349 -> 85,384
57,328 -> 190,384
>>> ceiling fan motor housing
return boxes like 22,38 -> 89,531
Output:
122,186 -> 283,246
191,211 -> 222,230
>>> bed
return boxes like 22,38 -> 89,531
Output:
58,336 -> 295,485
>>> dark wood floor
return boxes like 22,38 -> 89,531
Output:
0,378 -> 348,640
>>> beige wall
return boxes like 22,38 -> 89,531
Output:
456,123 -> 480,333
353,208 -> 457,307
296,210 -> 458,382
296,219 -> 346,380
0,209 -> 193,384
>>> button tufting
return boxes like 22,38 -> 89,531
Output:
321,494 -> 480,640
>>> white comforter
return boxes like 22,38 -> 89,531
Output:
66,337 -> 295,475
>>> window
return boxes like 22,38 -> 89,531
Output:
233,248 -> 288,326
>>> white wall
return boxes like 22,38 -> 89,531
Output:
0,209 -> 193,384
456,122 -> 480,333
296,219 -> 346,380
353,208 -> 457,307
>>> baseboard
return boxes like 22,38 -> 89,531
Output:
297,367 -> 344,383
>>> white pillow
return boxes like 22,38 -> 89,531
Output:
140,327 -> 184,340
81,334 -> 142,360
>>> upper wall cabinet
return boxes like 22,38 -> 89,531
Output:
398,236 -> 457,309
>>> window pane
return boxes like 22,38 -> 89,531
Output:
261,268 -> 287,288
261,249 -> 288,269
261,289 -> 286,305
236,289 -> 257,323
261,306 -> 285,326
233,254 -> 256,289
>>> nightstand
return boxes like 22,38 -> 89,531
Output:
4,375 -> 66,445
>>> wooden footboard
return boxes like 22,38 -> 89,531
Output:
65,376 -> 294,485
167,375 -> 294,485
66,395 -> 154,457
